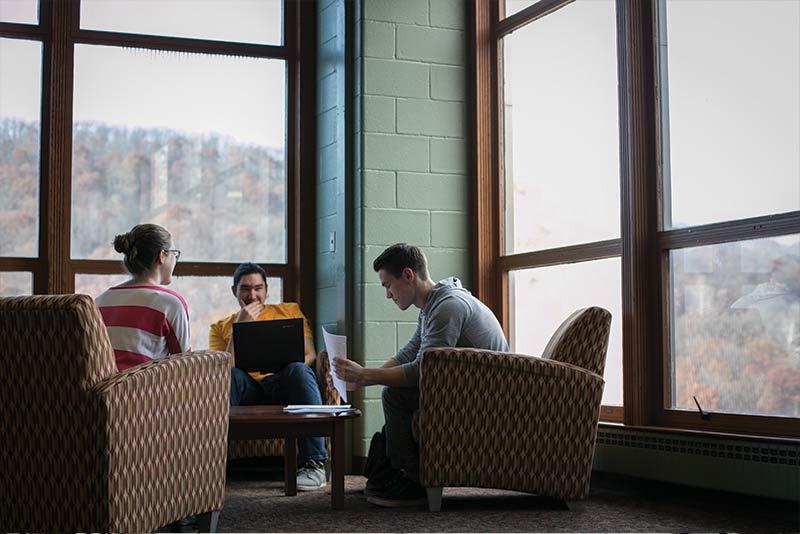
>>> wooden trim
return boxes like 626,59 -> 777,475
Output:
69,259 -> 290,278
0,259 -> 39,271
72,29 -> 287,59
293,0 -> 317,323
618,0 -> 660,427
497,0 -> 574,37
0,22 -> 45,38
38,0 -> 76,294
284,0 -> 299,304
470,0 -> 502,318
658,211 -> 800,250
600,405 -> 624,423
656,410 -> 800,439
499,239 -> 621,271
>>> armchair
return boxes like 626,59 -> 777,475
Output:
415,306 -> 611,511
0,295 -> 230,533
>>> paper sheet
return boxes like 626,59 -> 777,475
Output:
322,327 -> 349,403
284,404 -> 352,414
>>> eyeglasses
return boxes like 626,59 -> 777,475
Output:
164,249 -> 181,260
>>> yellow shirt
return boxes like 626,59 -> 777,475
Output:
209,302 -> 314,381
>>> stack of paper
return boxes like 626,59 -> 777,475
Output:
284,404 -> 353,414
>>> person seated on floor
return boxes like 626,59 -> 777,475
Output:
333,243 -> 509,507
209,262 -> 328,491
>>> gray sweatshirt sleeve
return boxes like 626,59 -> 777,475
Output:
396,296 -> 468,386
392,317 -> 421,365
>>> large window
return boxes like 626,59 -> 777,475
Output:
474,0 -> 800,436
0,1 -> 315,350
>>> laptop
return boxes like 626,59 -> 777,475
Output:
232,318 -> 304,373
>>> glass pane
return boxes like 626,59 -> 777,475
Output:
669,234 -> 800,418
504,0 -> 536,18
659,1 -> 800,228
0,0 -> 38,24
509,258 -> 623,406
76,273 -> 283,351
71,45 -> 286,263
502,0 -> 620,253
0,271 -> 32,295
80,0 -> 282,45
0,38 -> 41,257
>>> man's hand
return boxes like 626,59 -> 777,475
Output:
236,300 -> 264,323
332,357 -> 369,389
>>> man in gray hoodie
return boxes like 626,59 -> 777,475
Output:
333,243 -> 508,507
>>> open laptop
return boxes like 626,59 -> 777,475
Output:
232,318 -> 304,373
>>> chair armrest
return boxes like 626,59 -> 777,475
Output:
92,350 -> 230,530
417,346 -> 604,451
315,349 -> 341,405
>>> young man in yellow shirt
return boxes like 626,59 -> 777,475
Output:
209,262 -> 327,491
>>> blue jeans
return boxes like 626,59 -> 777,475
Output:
230,363 -> 327,464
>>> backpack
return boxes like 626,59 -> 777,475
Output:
363,425 -> 402,490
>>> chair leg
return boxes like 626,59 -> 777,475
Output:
197,510 -> 220,533
426,487 -> 443,512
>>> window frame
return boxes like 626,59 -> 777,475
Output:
0,0 -> 316,321
471,0 -> 800,436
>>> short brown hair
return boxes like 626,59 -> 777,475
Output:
113,224 -> 171,276
373,243 -> 430,280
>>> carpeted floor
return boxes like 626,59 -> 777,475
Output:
215,468 -> 798,533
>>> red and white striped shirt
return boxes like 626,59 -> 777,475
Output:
95,285 -> 192,371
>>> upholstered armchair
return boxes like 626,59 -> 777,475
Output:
415,306 -> 612,511
0,295 -> 230,533
228,349 -> 340,461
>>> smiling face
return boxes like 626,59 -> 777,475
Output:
233,272 -> 268,307
379,268 -> 416,311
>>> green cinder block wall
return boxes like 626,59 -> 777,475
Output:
315,0 -> 469,461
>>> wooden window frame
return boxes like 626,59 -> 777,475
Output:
0,0 -> 316,321
470,0 -> 800,437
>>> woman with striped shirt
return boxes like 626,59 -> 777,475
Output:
95,224 -> 191,371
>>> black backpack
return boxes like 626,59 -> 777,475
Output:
363,425 -> 402,490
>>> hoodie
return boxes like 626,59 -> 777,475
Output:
391,277 -> 509,385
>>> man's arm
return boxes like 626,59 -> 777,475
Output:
332,357 -> 410,387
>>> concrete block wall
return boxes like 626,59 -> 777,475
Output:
351,0 -> 470,457
316,0 -> 348,347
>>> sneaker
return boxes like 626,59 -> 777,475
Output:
297,459 -> 327,491
366,477 -> 427,508
364,468 -> 404,497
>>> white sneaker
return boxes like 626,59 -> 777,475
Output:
297,459 -> 327,491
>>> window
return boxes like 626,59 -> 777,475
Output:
0,2 -> 316,343
474,0 -> 800,436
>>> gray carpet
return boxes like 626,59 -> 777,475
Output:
216,470 -> 798,532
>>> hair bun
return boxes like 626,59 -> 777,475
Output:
113,233 -> 131,254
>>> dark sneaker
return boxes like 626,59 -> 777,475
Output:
297,459 -> 327,491
364,468 -> 404,497
366,477 -> 427,508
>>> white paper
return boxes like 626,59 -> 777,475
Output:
322,327 -> 349,403
284,404 -> 352,414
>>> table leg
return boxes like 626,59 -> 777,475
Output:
285,436 -> 297,496
332,419 -> 345,509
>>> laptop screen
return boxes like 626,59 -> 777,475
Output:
232,318 -> 305,373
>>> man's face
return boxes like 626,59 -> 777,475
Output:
233,272 -> 268,307
379,268 -> 415,311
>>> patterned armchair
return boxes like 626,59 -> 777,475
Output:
0,295 -> 230,533
415,306 -> 612,511
228,349 -> 339,461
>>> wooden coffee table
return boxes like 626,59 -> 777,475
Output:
228,405 -> 361,509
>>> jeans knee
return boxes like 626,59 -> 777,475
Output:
282,361 -> 316,386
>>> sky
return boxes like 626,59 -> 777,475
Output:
0,0 -> 285,148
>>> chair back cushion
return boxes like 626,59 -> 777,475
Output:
541,306 -> 612,376
0,294 -> 117,530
